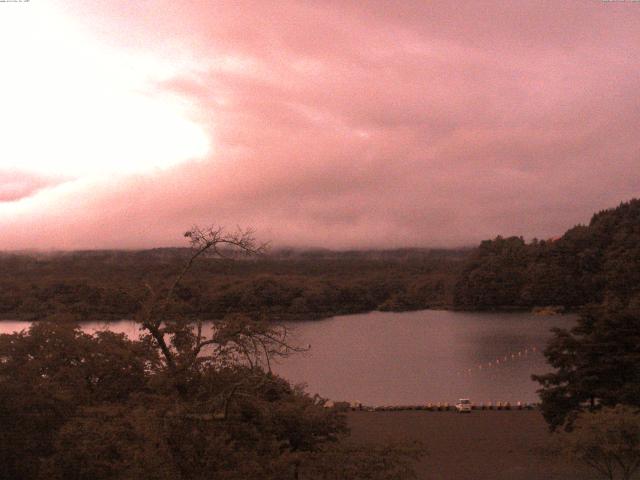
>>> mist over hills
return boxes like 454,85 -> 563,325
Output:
0,198 -> 637,322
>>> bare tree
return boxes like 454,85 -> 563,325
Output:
135,226 -> 304,396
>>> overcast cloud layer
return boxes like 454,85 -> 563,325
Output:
1,0 -> 639,250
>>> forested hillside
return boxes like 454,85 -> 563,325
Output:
2,199 -> 638,321
0,248 -> 467,322
454,199 -> 640,310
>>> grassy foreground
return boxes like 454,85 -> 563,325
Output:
347,410 -> 597,480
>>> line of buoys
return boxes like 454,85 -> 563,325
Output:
372,403 -> 537,412
331,402 -> 539,412
456,345 -> 541,377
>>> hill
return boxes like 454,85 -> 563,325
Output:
454,198 -> 640,310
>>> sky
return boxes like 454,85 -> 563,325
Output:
0,0 -> 638,250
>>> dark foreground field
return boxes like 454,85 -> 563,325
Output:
348,410 -> 596,480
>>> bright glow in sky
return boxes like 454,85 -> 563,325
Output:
0,1 -> 638,250
0,2 -> 209,179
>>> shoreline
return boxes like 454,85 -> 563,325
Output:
0,304 -> 575,323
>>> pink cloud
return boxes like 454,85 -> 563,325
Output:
0,171 -> 67,203
2,0 -> 639,249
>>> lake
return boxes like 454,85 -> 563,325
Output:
277,310 -> 575,405
0,310 -> 575,406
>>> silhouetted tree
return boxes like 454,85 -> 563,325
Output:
533,299 -> 640,430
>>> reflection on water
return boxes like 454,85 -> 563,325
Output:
0,310 -> 575,405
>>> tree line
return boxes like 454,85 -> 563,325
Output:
454,199 -> 640,310
3,200 -> 639,323
0,248 -> 466,323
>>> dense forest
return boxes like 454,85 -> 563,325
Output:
454,199 -> 640,311
0,248 -> 467,322
1,199 -> 639,322
527,200 -> 640,438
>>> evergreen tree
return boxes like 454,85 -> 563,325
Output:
533,299 -> 640,430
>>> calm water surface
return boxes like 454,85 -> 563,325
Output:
1,310 -> 575,405
277,310 -> 575,405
